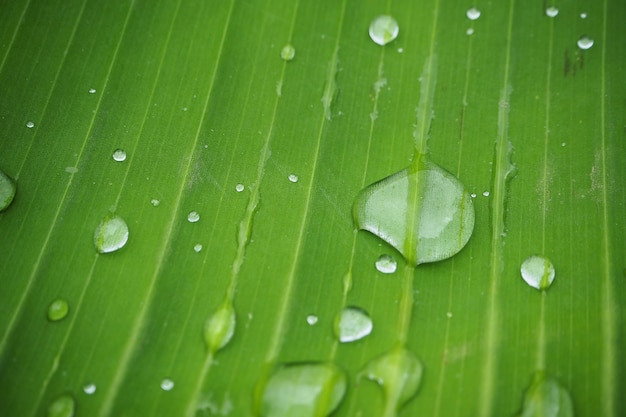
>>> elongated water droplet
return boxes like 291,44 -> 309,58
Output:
47,298 -> 69,322
466,7 -> 481,20
577,35 -> 594,50
82,383 -> 96,395
516,371 -> 573,417
48,394 -> 75,417
521,255 -> 555,290
281,44 -> 295,61
334,306 -> 372,343
161,378 -> 175,391
369,15 -> 399,46
112,149 -> 126,162
204,300 -> 236,353
545,6 -> 559,17
259,362 -> 347,417
354,159 -> 474,266
361,346 -> 423,416
375,254 -> 397,274
306,314 -> 318,325
0,169 -> 17,212
93,214 -> 129,254
187,211 -> 200,223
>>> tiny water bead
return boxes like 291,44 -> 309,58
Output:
545,6 -> 559,17
93,213 -> 129,254
280,44 -> 295,61
204,300 -> 236,353
151,198 -> 160,207
521,255 -> 555,290
369,15 -> 399,46
47,298 -> 69,322
482,191 -> 490,197
517,371 -> 573,417
375,254 -> 397,274
466,7 -> 481,20
88,88 -> 96,94
334,306 -> 373,343
0,169 -> 17,212
82,383 -> 96,395
288,174 -> 299,183
187,211 -> 200,223
161,378 -> 175,391
577,35 -> 594,50
47,394 -> 75,417
306,314 -> 318,325
194,243 -> 203,253
259,362 -> 347,417
235,183 -> 244,192
26,121 -> 35,128
466,28 -> 474,36
112,148 -> 126,162
580,12 -> 588,19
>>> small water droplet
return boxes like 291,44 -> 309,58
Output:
375,254 -> 397,274
112,149 -> 126,162
545,6 -> 559,17
482,191 -> 490,197
88,88 -> 96,94
259,362 -> 347,417
280,44 -> 295,61
470,193 -> 477,198
26,121 -> 35,128
204,300 -> 236,353
334,306 -> 373,343
235,183 -> 244,192
397,47 -> 404,53
193,243 -> 203,253
446,311 -> 453,318
288,174 -> 299,183
580,12 -> 588,19
561,142 -> 566,147
82,383 -> 96,395
521,255 -> 555,290
0,169 -> 17,212
187,211 -> 200,223
466,28 -> 475,35
161,378 -> 174,391
182,107 -> 188,111
47,394 -> 75,417
577,35 -> 594,50
151,198 -> 160,206
306,314 -> 318,325
47,298 -> 69,322
369,15 -> 399,46
517,371 -> 573,417
93,213 -> 129,254
466,7 -> 481,20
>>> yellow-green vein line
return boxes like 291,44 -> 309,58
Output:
0,0 -> 32,75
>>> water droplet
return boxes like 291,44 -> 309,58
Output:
161,378 -> 175,391
0,169 -> 17,212
397,47 -> 404,53
288,174 -> 299,183
151,198 -> 160,207
545,6 -> 559,17
375,254 -> 397,274
360,346 -> 423,415
47,298 -> 69,322
521,255 -> 555,290
470,193 -> 477,198
369,15 -> 399,46
187,211 -> 200,223
47,394 -> 75,417
517,371 -> 573,417
446,312 -> 453,318
88,88 -> 96,94
577,35 -> 594,50
466,7 -> 481,20
354,159 -> 475,266
204,300 -> 236,353
112,149 -> 126,162
194,243 -> 203,253
561,142 -> 566,147
26,121 -> 35,128
235,183 -> 245,192
466,28 -> 475,35
280,44 -> 295,61
580,12 -> 588,19
334,306 -> 373,343
259,362 -> 347,417
482,191 -> 490,197
93,213 -> 129,254
306,314 -> 318,325
82,383 -> 96,395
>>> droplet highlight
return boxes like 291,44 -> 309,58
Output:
93,213 -> 129,254
204,300 -> 236,353
306,314 -> 318,325
82,383 -> 96,395
280,44 -> 295,61
369,15 -> 399,46
577,35 -> 594,50
0,169 -> 17,212
161,378 -> 175,391
259,362 -> 347,417
187,211 -> 200,223
112,149 -> 126,162
288,174 -> 299,183
466,7 -> 481,20
47,298 -> 69,322
516,371 -> 573,417
375,254 -> 397,274
545,6 -> 559,17
47,394 -> 75,417
521,255 -> 555,290
334,306 -> 373,343
580,12 -> 588,19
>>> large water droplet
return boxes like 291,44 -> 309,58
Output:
82,383 -> 96,395
360,346 -> 423,416
545,6 -> 559,17
93,213 -> 129,254
354,159 -> 474,266
334,306 -> 373,343
259,362 -> 347,417
112,149 -> 126,162
47,298 -> 69,322
369,15 -> 399,46
521,255 -> 555,290
161,378 -> 175,391
466,7 -> 481,20
47,394 -> 75,417
204,300 -> 236,353
187,211 -> 200,223
281,44 -> 295,61
0,169 -> 17,212
516,371 -> 573,417
375,254 -> 397,274
577,35 -> 594,50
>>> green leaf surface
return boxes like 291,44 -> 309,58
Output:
1,0 -> 624,416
